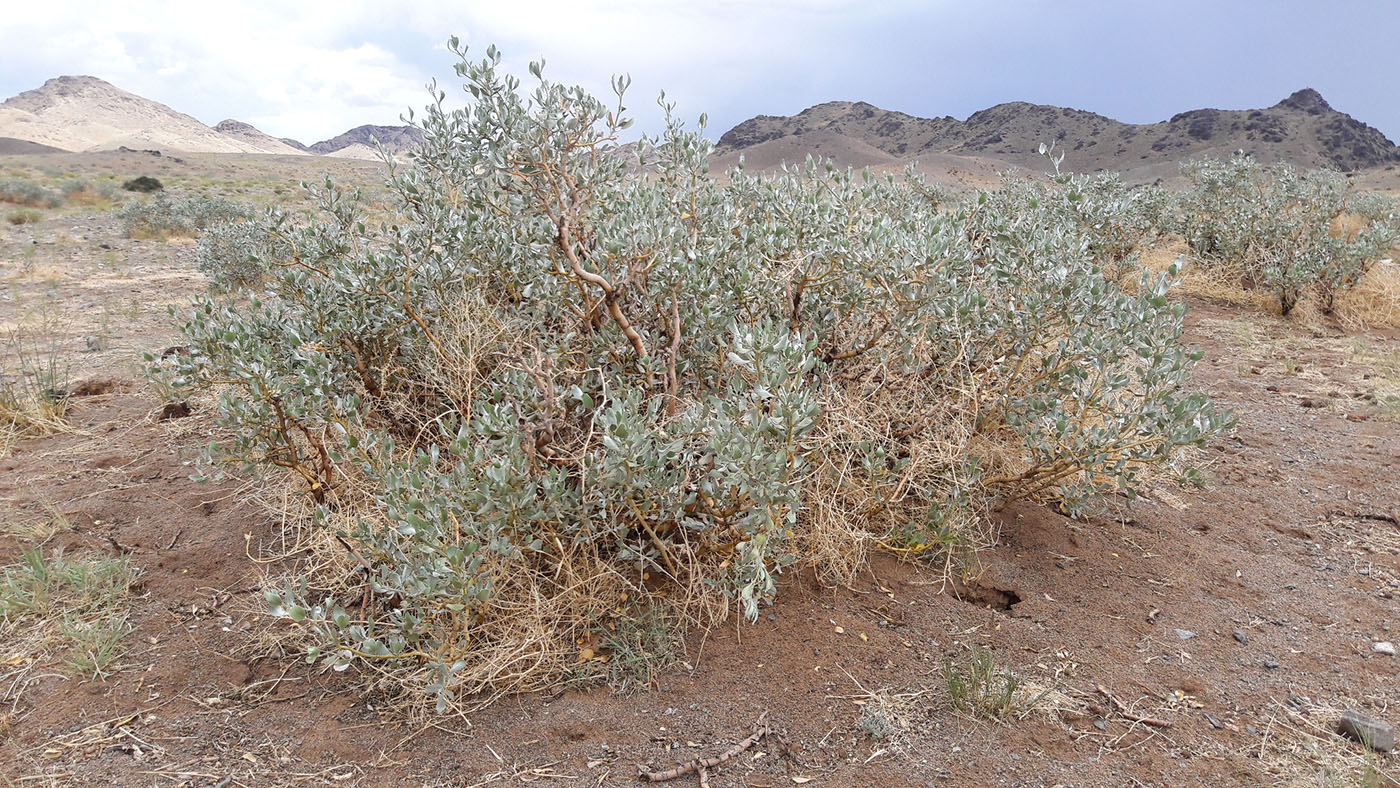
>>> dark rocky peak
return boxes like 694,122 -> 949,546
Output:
309,124 -> 424,155
1276,88 -> 1332,115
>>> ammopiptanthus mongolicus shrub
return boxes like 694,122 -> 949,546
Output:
1178,153 -> 1400,316
151,41 -> 1232,710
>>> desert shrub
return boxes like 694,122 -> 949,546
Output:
60,178 -> 119,205
195,215 -> 290,290
0,179 -> 61,208
118,194 -> 249,239
122,175 -> 163,193
155,43 -> 1229,709
6,209 -> 41,225
1178,154 -> 1400,315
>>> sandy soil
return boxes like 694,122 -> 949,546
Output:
1,154 -> 1399,788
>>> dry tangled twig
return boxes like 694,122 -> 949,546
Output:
639,711 -> 773,787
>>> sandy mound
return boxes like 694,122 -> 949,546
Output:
212,120 -> 307,156
323,143 -> 384,161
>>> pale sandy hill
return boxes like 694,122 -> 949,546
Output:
323,143 -> 383,161
0,76 -> 273,154
213,120 -> 307,156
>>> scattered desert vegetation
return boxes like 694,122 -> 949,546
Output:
117,193 -> 249,239
0,179 -> 62,209
1,37 -> 1400,788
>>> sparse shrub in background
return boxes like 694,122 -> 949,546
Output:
1178,154 -> 1400,315
1348,191 -> 1400,227
118,194 -> 249,239
0,179 -> 61,208
6,209 -> 42,225
121,175 -> 163,193
155,42 -> 1229,710
195,215 -> 289,290
60,178 -> 119,205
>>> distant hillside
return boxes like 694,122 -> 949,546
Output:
309,125 -> 423,156
0,76 -> 295,154
0,76 -> 418,159
0,136 -> 63,155
717,88 -> 1400,175
213,119 -> 307,156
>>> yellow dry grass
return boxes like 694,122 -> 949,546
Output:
1144,235 -> 1399,329
1336,260 -> 1400,329
1141,239 -> 1270,310
1255,698 -> 1397,788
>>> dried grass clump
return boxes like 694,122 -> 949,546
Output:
943,646 -> 1081,723
253,476 -> 725,714
0,548 -> 140,698
1335,260 -> 1400,329
1256,698 -> 1396,788
0,327 -> 73,457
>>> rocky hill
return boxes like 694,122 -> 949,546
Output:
308,124 -> 423,156
212,119 -> 307,156
717,88 -> 1400,176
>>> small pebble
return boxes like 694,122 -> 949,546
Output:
1263,660 -> 1281,669
1374,641 -> 1396,656
1093,719 -> 1107,731
1175,628 -> 1197,641
1233,630 -> 1248,645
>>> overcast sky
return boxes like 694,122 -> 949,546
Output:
3,1 -> 1397,146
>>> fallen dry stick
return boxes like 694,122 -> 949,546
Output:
640,711 -> 773,787
1094,685 -> 1174,728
